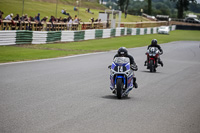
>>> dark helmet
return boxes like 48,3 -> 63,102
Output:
118,47 -> 128,56
151,39 -> 157,46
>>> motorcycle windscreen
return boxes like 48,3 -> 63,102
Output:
113,57 -> 130,66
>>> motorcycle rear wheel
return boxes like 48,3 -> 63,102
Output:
150,60 -> 155,72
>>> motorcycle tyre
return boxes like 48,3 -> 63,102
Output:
116,78 -> 123,99
150,60 -> 155,72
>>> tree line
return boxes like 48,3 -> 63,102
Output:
103,0 -> 200,18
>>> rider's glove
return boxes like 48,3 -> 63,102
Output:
131,64 -> 138,71
108,65 -> 111,69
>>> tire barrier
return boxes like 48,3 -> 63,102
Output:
0,25 -> 176,46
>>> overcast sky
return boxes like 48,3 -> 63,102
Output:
196,0 -> 200,3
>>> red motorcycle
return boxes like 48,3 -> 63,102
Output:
145,47 -> 161,72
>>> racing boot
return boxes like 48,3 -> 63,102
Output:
144,60 -> 147,66
133,77 -> 138,88
158,59 -> 163,67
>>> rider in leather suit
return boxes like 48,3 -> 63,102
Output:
113,47 -> 138,88
145,39 -> 163,67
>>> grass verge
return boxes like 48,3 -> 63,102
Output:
0,0 -> 148,22
0,30 -> 200,63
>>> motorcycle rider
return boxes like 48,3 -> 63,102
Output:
109,47 -> 138,88
144,39 -> 163,67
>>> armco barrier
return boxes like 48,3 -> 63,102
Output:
0,25 -> 176,46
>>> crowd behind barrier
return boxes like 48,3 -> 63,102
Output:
0,20 -> 169,31
0,20 -> 107,31
0,9 -> 105,31
0,10 -> 170,31
0,10 -> 171,32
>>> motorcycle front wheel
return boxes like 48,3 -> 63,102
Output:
116,78 -> 123,99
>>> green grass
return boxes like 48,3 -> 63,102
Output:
0,46 -> 89,62
0,0 -> 148,22
0,30 -> 200,63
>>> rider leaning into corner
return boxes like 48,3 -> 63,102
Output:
144,39 -> 164,67
113,47 -> 138,88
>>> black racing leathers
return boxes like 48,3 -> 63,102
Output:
147,44 -> 163,54
113,54 -> 138,88
147,44 -> 163,67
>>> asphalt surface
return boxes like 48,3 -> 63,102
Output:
0,41 -> 200,133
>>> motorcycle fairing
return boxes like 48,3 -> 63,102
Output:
110,57 -> 133,91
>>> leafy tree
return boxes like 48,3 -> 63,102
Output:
125,0 -> 130,13
171,0 -> 196,18
189,2 -> 200,13
117,0 -> 130,13
148,0 -> 152,15
117,0 -> 125,12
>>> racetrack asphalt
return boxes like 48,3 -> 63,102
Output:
0,41 -> 200,133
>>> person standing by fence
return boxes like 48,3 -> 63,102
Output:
5,13 -> 13,20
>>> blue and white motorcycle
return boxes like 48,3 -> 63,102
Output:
109,57 -> 136,99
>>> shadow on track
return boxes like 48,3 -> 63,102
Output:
102,95 -> 131,100
140,70 -> 162,74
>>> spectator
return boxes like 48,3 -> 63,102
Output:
24,14 -> 29,21
74,15 -> 81,23
35,13 -> 40,22
49,16 -> 56,23
13,14 -> 21,28
0,11 -> 4,20
62,9 -> 70,16
73,18 -> 78,23
95,18 -> 98,22
41,16 -> 48,22
67,16 -> 73,30
74,15 -> 78,20
0,11 -> 4,26
74,6 -> 78,11
13,14 -> 20,21
35,13 -> 42,27
90,17 -> 94,23
20,14 -> 24,21
49,16 -> 56,31
21,14 -> 28,21
66,15 -> 72,22
62,17 -> 68,23
57,17 -> 62,23
41,16 -> 48,31
5,13 -> 13,20
87,8 -> 94,14
28,16 -> 34,22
